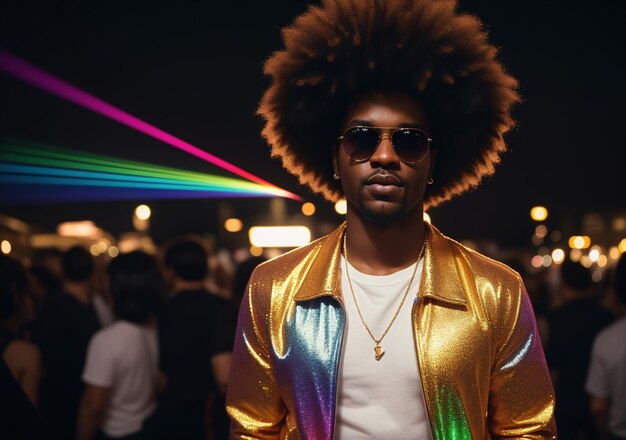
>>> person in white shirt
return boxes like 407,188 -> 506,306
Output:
76,251 -> 163,440
586,254 -> 626,440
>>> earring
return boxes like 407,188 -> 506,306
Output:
333,173 -> 340,180
427,178 -> 434,185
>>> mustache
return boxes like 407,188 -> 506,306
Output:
364,169 -> 403,185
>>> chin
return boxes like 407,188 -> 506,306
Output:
360,203 -> 405,225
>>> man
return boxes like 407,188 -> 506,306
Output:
227,0 -> 556,439
33,246 -> 100,440
157,238 -> 235,440
546,260 -> 613,438
76,251 -> 162,440
586,254 -> 626,440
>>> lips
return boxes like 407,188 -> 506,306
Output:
365,173 -> 402,186
365,173 -> 403,197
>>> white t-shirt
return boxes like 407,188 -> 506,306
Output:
585,317 -> 626,438
336,256 -> 432,440
83,320 -> 158,437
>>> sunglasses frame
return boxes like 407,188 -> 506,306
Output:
337,126 -> 433,164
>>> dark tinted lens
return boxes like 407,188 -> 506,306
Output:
342,127 -> 379,160
392,129 -> 429,162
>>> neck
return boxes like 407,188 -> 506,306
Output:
345,206 -> 426,275
64,281 -> 91,305
173,279 -> 205,291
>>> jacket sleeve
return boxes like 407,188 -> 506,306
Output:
226,268 -> 287,439
488,277 -> 557,439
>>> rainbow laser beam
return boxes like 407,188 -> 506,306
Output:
0,49 -> 301,201
0,142 -> 289,204
0,144 -> 278,190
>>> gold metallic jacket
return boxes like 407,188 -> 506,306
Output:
227,223 -> 556,439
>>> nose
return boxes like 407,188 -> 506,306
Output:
369,134 -> 400,169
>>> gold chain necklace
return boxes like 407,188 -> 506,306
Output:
343,231 -> 426,361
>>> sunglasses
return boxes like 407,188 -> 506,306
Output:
338,126 -> 432,163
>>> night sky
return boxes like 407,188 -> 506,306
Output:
1,1 -> 624,247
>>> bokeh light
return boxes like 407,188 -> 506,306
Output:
535,225 -> 548,238
335,199 -> 347,215
551,248 -> 565,264
580,255 -> 592,268
609,246 -> 620,260
90,244 -> 101,256
1,240 -> 11,254
570,249 -> 582,262
301,202 -> 316,216
568,235 -> 591,249
135,204 -> 151,221
224,218 -> 243,233
530,206 -> 548,222
531,255 -> 544,268
592,270 -> 602,283
108,246 -> 119,258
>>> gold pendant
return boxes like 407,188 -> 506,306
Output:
374,344 -> 385,361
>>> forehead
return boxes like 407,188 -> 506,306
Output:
342,89 -> 430,130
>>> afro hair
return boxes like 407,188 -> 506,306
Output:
258,0 -> 520,208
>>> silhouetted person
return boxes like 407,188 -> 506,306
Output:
0,356 -> 46,439
0,255 -> 41,405
156,239 -> 235,440
586,253 -> 626,440
33,246 -> 100,440
547,259 -> 614,439
76,251 -> 162,440
231,256 -> 266,313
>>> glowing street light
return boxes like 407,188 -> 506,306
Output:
530,206 -> 548,222
135,204 -> 151,221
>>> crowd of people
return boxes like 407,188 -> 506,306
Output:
0,237 -> 263,440
0,236 -> 624,439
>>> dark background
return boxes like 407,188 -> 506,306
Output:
1,1 -> 624,246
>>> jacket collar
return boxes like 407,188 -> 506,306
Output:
294,222 -> 467,306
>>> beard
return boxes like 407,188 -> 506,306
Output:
358,199 -> 406,225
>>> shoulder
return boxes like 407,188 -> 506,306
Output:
432,224 -> 522,288
5,339 -> 40,362
89,323 -> 123,348
250,232 -> 332,283
594,318 -> 626,349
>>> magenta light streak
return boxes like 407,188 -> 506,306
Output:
0,49 -> 300,201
